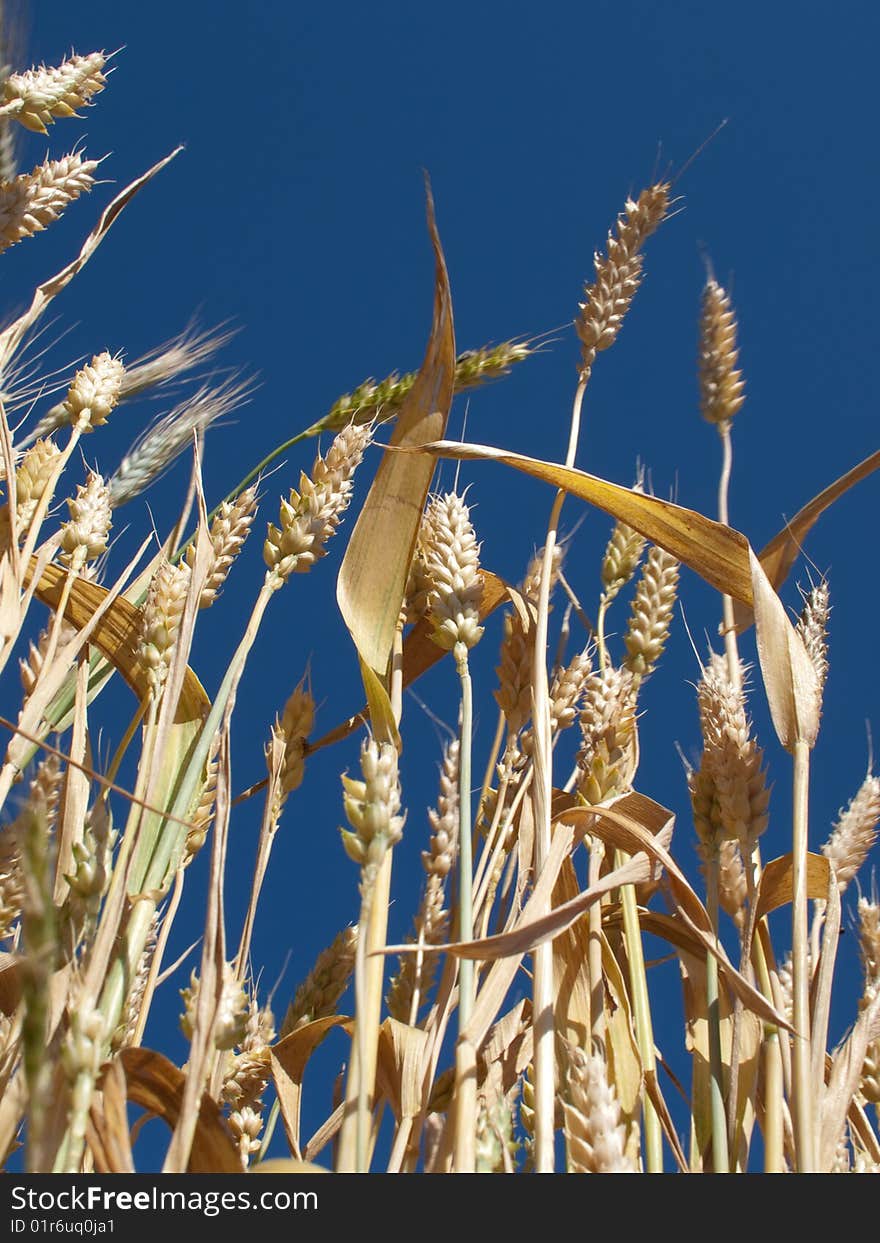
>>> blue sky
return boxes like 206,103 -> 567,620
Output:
9,1 -> 879,1167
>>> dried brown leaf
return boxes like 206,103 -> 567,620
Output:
270,1015 -> 352,1160
117,1047 -> 240,1174
337,182 -> 455,679
413,441 -> 755,605
753,852 -> 831,921
749,549 -> 820,750
734,449 -> 880,632
87,1060 -> 135,1174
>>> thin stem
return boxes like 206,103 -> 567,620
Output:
596,597 -> 610,673
705,848 -> 730,1173
616,849 -> 663,1172
587,838 -> 605,1046
453,641 -> 476,1172
717,424 -> 741,693
530,375 -> 588,1173
791,737 -> 815,1172
752,933 -> 784,1173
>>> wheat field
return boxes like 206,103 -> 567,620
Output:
0,12 -> 878,1176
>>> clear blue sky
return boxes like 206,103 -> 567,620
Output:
10,0 -> 879,1167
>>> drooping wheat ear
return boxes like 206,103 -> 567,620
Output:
111,909 -> 158,1051
623,545 -> 680,682
857,895 -> 880,1104
495,612 -> 533,739
0,152 -> 97,253
263,421 -> 372,585
59,471 -> 112,570
136,560 -> 191,698
421,490 -> 484,652
267,680 -> 315,821
562,1043 -> 636,1173
576,667 -> 638,805
387,738 -> 460,1021
62,351 -> 125,433
109,377 -> 253,505
13,437 -> 61,533
187,483 -> 258,608
821,773 -> 880,893
319,338 -> 535,434
0,51 -> 107,133
796,579 -> 830,702
690,652 -> 770,848
715,837 -> 748,931
280,925 -> 358,1036
698,277 -> 745,427
180,962 -> 248,1052
576,183 -> 669,379
340,738 -> 405,900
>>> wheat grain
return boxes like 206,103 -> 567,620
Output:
189,484 -> 258,608
421,491 -> 484,652
60,471 -> 112,570
280,925 -> 358,1036
576,184 -> 669,378
821,773 -> 880,893
623,545 -> 680,682
180,962 -> 248,1052
562,1043 -> 635,1173
263,421 -> 372,583
136,560 -> 191,698
0,152 -> 97,253
0,51 -> 106,133
698,278 -> 745,427
62,352 -> 125,433
576,667 -> 638,804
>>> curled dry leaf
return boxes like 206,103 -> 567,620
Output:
733,448 -> 880,633
749,549 -> 820,751
410,440 -> 755,605
0,150 -> 182,373
269,1015 -> 353,1160
337,180 -> 455,683
116,1047 -> 240,1174
753,851 -> 832,921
